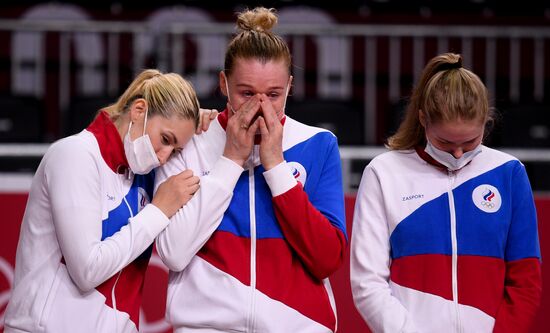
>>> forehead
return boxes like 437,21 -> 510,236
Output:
149,115 -> 195,141
230,58 -> 289,88
428,118 -> 484,141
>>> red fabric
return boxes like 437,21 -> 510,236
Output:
414,146 -> 447,171
197,231 -> 251,286
3,195 -> 550,333
86,110 -> 128,174
256,238 -> 336,330
198,227 -> 337,330
272,183 -> 347,280
95,252 -> 151,328
493,258 -> 542,333
458,255 -> 506,317
390,254 -> 453,301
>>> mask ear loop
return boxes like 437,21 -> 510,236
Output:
142,107 -> 148,136
281,76 -> 292,113
223,72 -> 237,114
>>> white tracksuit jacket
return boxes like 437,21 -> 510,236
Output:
350,146 -> 541,333
155,110 -> 347,333
3,111 -> 242,333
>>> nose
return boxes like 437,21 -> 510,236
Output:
156,147 -> 173,166
451,147 -> 464,159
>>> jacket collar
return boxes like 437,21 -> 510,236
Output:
86,110 -> 129,174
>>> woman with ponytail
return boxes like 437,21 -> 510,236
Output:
4,69 -> 220,332
350,53 -> 541,333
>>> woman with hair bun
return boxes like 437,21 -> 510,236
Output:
350,53 -> 542,333
156,7 -> 347,333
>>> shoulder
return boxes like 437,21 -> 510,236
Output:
43,131 -> 100,168
283,116 -> 337,149
471,145 -> 524,173
368,149 -> 416,169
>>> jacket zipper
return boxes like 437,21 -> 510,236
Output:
246,152 -> 258,333
447,171 -> 462,333
112,195 -> 133,333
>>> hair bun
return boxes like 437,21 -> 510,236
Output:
236,7 -> 278,33
438,53 -> 463,72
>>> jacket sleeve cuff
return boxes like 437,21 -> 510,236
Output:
133,203 -> 170,237
263,161 -> 297,197
208,155 -> 244,192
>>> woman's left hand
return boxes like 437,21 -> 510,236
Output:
196,108 -> 219,134
258,95 -> 284,170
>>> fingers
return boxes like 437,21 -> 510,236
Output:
259,96 -> 279,128
234,95 -> 262,129
202,109 -> 218,131
258,116 -> 268,136
177,169 -> 194,179
248,116 -> 262,136
197,108 -> 218,134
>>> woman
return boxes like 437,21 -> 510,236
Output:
155,7 -> 347,333
4,69 -> 203,332
350,53 -> 542,333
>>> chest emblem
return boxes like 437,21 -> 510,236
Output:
137,187 -> 151,212
287,161 -> 307,186
472,184 -> 502,213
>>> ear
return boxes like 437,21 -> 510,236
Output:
219,71 -> 228,97
287,75 -> 294,94
418,109 -> 426,127
129,98 -> 148,123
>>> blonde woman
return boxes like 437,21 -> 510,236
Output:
350,53 -> 542,333
4,69 -> 220,332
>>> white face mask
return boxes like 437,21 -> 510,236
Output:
424,139 -> 482,171
123,111 -> 160,175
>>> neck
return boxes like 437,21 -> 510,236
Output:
114,116 -> 131,142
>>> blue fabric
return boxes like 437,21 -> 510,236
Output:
390,160 -> 540,261
216,131 -> 346,240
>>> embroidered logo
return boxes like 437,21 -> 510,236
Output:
287,161 -> 307,186
472,184 -> 502,213
402,194 -> 424,201
137,187 -> 150,212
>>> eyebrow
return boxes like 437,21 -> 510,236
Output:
166,131 -> 178,146
235,83 -> 285,90
437,134 -> 481,144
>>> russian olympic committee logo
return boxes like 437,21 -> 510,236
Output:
137,187 -> 151,212
472,184 -> 502,213
287,162 -> 307,186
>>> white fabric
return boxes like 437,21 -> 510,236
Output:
4,130 -> 169,332
262,160 -> 297,197
168,257 -> 331,333
156,116 -> 336,332
155,154 -> 243,272
350,146 -> 517,333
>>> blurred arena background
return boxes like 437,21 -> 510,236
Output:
0,1 -> 549,332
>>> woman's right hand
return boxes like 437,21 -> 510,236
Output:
223,96 -> 262,167
152,169 -> 200,218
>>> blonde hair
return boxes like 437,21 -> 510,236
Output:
387,53 -> 492,150
104,69 -> 200,127
224,7 -> 291,76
